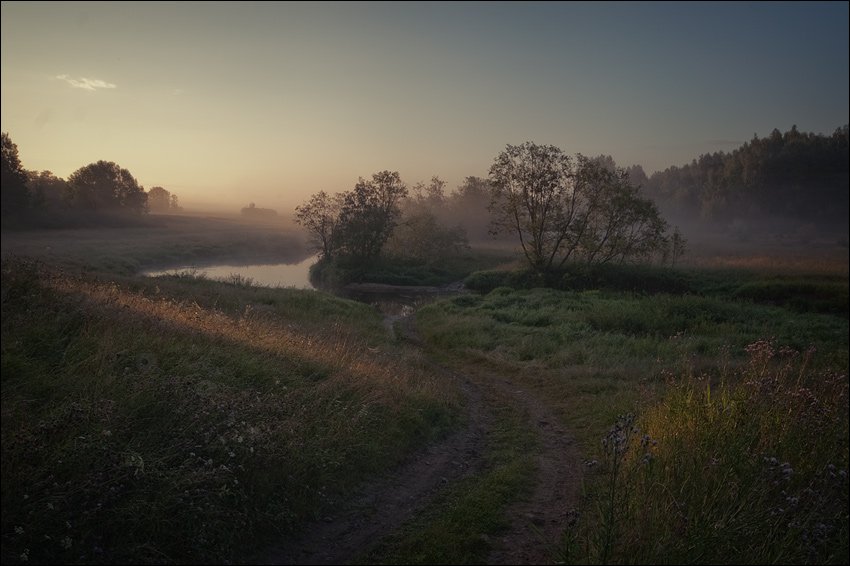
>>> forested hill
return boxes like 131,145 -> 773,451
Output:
642,125 -> 849,235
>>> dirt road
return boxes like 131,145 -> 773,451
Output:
257,303 -> 581,564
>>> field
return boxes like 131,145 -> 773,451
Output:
1,219 -> 847,564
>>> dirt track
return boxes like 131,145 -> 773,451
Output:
256,303 -> 581,565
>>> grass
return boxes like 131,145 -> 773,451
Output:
364,376 -> 537,564
3,221 -> 847,565
310,248 -> 514,289
417,264 -> 848,564
1,258 -> 461,564
0,214 -> 309,276
566,343 -> 849,564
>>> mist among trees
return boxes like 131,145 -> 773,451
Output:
642,125 -> 849,241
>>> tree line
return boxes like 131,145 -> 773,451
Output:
641,125 -> 849,231
296,142 -> 683,272
1,132 -> 181,225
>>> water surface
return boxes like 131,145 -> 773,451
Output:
145,254 -> 318,289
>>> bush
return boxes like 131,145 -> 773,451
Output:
465,264 -> 693,295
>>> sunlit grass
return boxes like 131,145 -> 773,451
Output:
1,258 -> 460,564
567,342 -> 849,564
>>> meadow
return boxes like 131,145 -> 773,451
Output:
1,219 -> 847,564
417,261 -> 848,564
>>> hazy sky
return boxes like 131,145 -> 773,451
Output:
2,1 -> 848,211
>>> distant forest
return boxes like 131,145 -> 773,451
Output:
3,125 -> 848,241
634,125 -> 849,238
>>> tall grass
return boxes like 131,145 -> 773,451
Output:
569,341 -> 849,564
1,258 -> 460,564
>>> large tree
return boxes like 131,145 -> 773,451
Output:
336,170 -> 408,260
488,142 -> 671,271
1,132 -> 30,216
66,161 -> 147,213
26,170 -> 68,209
294,190 -> 344,259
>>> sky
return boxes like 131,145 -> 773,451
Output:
2,1 -> 848,212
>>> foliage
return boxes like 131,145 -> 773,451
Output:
464,264 -> 694,296
294,191 -> 344,259
488,143 -> 675,271
66,161 -> 148,213
569,342 -> 849,564
644,124 -> 849,231
1,132 -> 30,216
26,170 -> 68,210
444,176 -> 494,242
147,186 -> 181,212
295,171 -> 408,262
337,171 -> 408,260
386,211 -> 469,263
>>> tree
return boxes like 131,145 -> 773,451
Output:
488,142 -> 672,271
26,170 -> 67,209
147,186 -> 172,212
386,210 -> 469,262
294,190 -> 344,259
488,142 -> 579,270
579,164 -> 670,264
408,176 -> 447,213
447,176 -> 494,241
1,132 -> 30,216
66,161 -> 147,213
336,170 -> 408,260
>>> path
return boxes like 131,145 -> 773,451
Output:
256,294 -> 581,564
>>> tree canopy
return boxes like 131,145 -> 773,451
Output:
643,125 -> 849,230
488,142 -> 673,271
336,171 -> 408,260
66,161 -> 147,213
1,132 -> 30,216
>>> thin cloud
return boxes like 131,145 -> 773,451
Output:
56,74 -> 117,91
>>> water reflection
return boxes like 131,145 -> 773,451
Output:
145,254 -> 319,289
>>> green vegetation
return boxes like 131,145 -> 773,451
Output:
644,124 -> 849,233
568,344 -> 848,564
0,215 -> 307,276
1,258 -> 460,564
419,263 -> 848,563
366,383 -> 537,564
311,248 -> 514,289
2,212 -> 847,565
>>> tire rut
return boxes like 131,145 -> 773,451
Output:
254,301 -> 582,564
255,317 -> 492,565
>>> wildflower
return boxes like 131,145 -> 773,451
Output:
61,536 -> 72,549
236,435 -> 244,444
102,429 -> 112,437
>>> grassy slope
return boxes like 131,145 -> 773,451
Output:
1,258 -> 460,564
